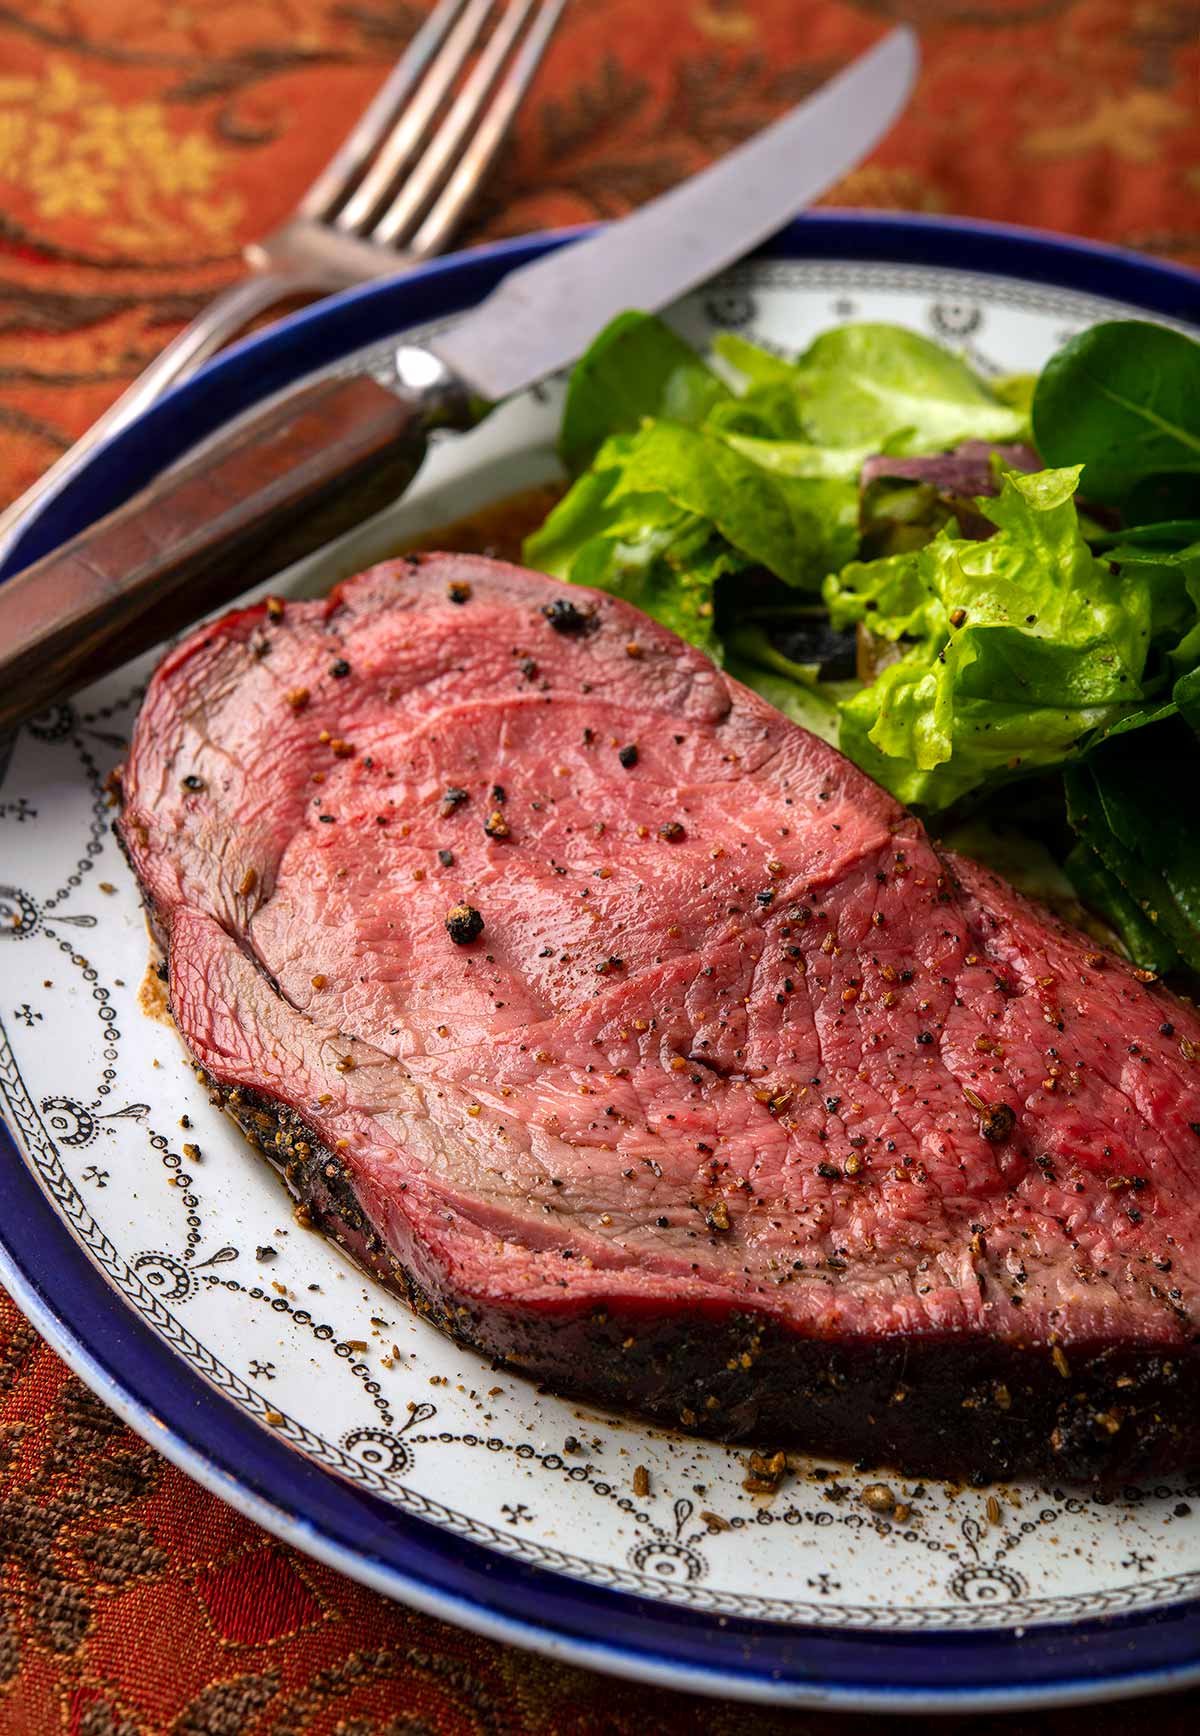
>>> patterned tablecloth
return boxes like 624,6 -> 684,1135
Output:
1,2 -> 1198,1729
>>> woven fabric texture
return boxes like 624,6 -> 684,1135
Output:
1,1 -> 1199,1729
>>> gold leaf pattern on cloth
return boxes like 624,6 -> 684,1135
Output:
0,8 -> 1199,1722
0,0 -> 1196,507
1024,88 -> 1192,165
0,61 -> 242,254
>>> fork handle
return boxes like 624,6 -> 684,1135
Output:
0,272 -> 318,550
0,356 -> 474,737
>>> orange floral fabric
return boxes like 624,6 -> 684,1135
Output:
1,0 -> 1199,509
0,2 -> 1198,1730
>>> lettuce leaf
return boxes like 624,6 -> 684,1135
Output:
559,311 -> 731,475
1097,542 -> 1200,659
522,438 -> 740,655
723,626 -> 857,747
825,547 -> 937,641
524,418 -> 860,650
1090,519 -> 1200,551
714,431 -> 875,480
1032,321 -> 1200,503
1058,655 -> 1200,973
528,317 -> 1038,673
825,467 -> 1152,808
1174,663 -> 1200,734
1064,718 -> 1200,972
1063,841 -> 1180,974
526,307 -> 1200,980
599,421 -> 858,585
723,656 -> 844,745
716,323 -> 1029,455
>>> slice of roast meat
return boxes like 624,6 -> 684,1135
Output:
119,554 -> 1200,1483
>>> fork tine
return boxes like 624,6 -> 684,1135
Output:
403,0 -> 568,261
369,0 -> 539,249
335,0 -> 500,236
297,0 -> 471,223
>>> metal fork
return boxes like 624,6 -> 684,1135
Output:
0,0 -> 566,544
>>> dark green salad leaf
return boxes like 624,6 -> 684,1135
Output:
1032,320 -> 1200,503
523,308 -> 1200,975
1061,838 -> 1180,976
1090,519 -> 1200,551
559,309 -> 732,475
1121,471 -> 1200,526
1064,713 -> 1200,972
1175,663 -> 1200,735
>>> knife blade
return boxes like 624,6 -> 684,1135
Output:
0,27 -> 918,736
432,25 -> 917,403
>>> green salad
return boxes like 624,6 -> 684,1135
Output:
521,310 -> 1200,975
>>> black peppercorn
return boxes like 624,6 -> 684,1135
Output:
542,597 -> 593,634
978,1102 -> 1016,1144
445,903 -> 484,945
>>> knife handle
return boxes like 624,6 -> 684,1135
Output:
0,357 -> 469,738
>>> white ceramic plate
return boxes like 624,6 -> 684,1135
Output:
3,218 -> 1200,1709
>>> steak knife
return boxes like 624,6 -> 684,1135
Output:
0,27 -> 917,736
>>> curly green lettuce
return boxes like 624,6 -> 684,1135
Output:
825,466 -> 1152,808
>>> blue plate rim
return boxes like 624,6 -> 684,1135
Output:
2,212 -> 1200,1709
5,209 -> 1198,572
